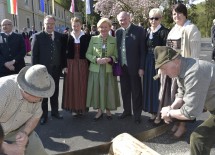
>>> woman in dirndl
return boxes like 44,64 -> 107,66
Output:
142,8 -> 169,124
62,17 -> 91,117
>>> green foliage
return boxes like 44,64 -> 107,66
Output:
55,0 -> 71,9
59,0 -> 215,37
162,8 -> 174,29
161,0 -> 215,37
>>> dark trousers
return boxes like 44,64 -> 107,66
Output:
42,66 -> 61,118
212,47 -> 215,60
190,112 -> 215,155
120,65 -> 142,119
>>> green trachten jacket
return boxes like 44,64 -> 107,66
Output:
86,35 -> 118,73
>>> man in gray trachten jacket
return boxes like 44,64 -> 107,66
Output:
154,46 -> 215,155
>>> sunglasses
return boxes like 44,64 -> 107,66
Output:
149,17 -> 160,21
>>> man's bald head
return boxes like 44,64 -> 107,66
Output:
117,11 -> 131,29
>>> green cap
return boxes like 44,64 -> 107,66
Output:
153,46 -> 181,80
154,46 -> 181,69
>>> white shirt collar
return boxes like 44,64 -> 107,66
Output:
71,30 -> 85,43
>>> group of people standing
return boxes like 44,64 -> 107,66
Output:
143,3 -> 201,140
1,2 -> 215,155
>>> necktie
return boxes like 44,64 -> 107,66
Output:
48,34 -> 52,40
5,34 -> 9,42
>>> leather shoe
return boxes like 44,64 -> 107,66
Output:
118,112 -> 132,119
106,115 -> 112,120
93,113 -> 103,121
40,117 -> 47,125
51,113 -> 63,119
134,119 -> 141,124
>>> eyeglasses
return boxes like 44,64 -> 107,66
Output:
149,17 -> 160,21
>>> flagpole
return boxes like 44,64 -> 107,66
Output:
85,0 -> 87,27
86,14 -> 88,27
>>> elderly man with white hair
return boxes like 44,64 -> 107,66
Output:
0,19 -> 26,77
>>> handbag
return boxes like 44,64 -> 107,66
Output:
112,61 -> 123,76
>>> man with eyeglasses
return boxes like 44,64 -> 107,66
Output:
0,19 -> 26,77
31,15 -> 66,125
0,64 -> 54,155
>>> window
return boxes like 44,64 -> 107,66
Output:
25,0 -> 29,5
27,18 -> 30,28
45,4 -> 47,13
50,6 -> 52,14
40,21 -> 43,30
38,0 -> 41,10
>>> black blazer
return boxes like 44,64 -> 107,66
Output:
62,33 -> 91,60
0,32 -> 26,76
116,24 -> 146,75
31,31 -> 66,72
29,30 -> 37,37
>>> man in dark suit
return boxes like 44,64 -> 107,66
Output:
116,11 -> 146,124
29,26 -> 37,37
0,19 -> 26,77
29,26 -> 38,42
31,15 -> 66,125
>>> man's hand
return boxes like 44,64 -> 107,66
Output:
63,68 -> 68,74
138,69 -> 144,77
16,131 -> 28,147
161,106 -> 172,124
2,142 -> 25,155
4,60 -> 15,71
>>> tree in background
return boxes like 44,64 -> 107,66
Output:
57,0 -> 215,37
94,0 -> 162,25
204,0 -> 215,36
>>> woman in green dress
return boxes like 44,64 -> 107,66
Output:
86,18 -> 120,121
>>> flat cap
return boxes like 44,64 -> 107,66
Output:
154,46 -> 181,69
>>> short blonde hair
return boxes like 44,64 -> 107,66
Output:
71,17 -> 82,25
97,18 -> 112,28
149,8 -> 163,17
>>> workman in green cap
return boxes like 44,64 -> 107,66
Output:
154,46 -> 215,155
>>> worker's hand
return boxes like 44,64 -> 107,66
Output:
3,143 -> 25,155
15,131 -> 28,147
161,106 -> 172,124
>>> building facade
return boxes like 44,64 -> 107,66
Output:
0,0 -> 72,33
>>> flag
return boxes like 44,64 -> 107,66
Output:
7,0 -> 18,15
69,0 -> 75,13
40,0 -> 45,12
86,0 -> 93,14
52,0 -> 55,15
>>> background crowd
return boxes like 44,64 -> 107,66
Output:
0,2 -> 215,155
